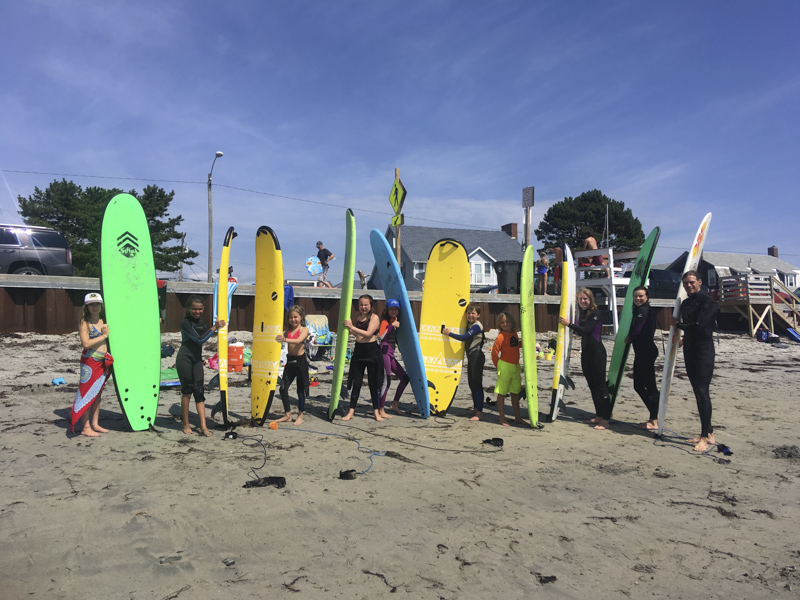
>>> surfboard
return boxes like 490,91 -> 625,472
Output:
329,209 -> 356,420
216,227 -> 237,427
548,244 -> 576,422
251,226 -> 284,426
369,229 -> 430,418
419,239 -> 470,416
657,213 -> 712,437
606,226 -> 661,413
519,245 -> 538,426
100,193 -> 160,431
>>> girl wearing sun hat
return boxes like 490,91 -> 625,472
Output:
71,293 -> 114,436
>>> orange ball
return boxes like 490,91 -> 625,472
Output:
269,421 -> 278,430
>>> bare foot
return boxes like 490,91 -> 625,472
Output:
498,419 -> 510,427
379,410 -> 393,419
373,411 -> 384,422
182,427 -> 194,435
80,426 -> 101,437
637,421 -> 658,430
199,428 -> 212,437
342,409 -> 355,421
469,412 -> 482,422
275,414 -> 292,423
294,414 -> 304,426
514,418 -> 526,425
693,436 -> 713,452
92,425 -> 110,433
584,417 -> 601,425
389,403 -> 402,415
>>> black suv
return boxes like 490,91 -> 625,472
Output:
0,224 -> 75,276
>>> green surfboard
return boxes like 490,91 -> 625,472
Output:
100,193 -> 160,431
606,227 -> 661,413
519,245 -> 538,426
329,209 -> 355,420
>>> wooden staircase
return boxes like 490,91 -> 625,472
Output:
719,275 -> 799,335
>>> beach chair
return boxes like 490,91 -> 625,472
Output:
305,314 -> 336,361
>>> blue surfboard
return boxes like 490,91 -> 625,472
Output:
369,229 -> 430,418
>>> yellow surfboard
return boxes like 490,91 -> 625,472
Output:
216,227 -> 237,427
251,226 -> 284,426
419,239 -> 470,416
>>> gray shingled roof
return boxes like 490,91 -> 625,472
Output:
387,225 -> 523,263
665,251 -> 799,275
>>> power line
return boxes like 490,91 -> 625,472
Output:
3,168 -> 497,230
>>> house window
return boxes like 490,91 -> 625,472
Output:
707,270 -> 717,288
413,262 -> 426,281
484,263 -> 491,276
473,262 -> 484,284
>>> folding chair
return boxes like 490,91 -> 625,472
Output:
305,314 -> 336,361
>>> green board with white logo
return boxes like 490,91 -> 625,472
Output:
100,193 -> 161,431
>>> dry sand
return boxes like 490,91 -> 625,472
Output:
1,328 -> 799,599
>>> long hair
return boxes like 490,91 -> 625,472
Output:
80,303 -> 106,325
287,305 -> 307,327
576,288 -> 597,312
496,311 -> 517,331
357,294 -> 375,322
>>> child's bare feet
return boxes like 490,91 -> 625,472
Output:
182,427 -> 194,435
514,418 -> 526,425
275,414 -> 292,423
498,419 -> 510,427
342,409 -> 355,421
80,425 -> 101,437
294,414 -> 304,426
593,419 -> 609,430
379,410 -> 393,419
584,417 -> 601,425
373,410 -> 384,422
389,403 -> 402,415
199,428 -> 212,437
469,411 -> 482,422
92,425 -> 109,433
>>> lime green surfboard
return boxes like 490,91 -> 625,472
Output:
100,193 -> 160,431
519,245 -> 538,426
329,209 -> 356,420
216,227 -> 237,427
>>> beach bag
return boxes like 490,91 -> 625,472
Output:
756,328 -> 770,343
161,343 -> 175,358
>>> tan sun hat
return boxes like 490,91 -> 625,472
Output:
84,292 -> 104,304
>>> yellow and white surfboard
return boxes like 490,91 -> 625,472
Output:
419,239 -> 471,416
251,226 -> 284,426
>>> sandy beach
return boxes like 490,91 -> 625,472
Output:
2,328 -> 799,599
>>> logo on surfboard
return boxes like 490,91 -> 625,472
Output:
117,231 -> 140,258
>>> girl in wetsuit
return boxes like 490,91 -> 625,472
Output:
177,295 -> 224,436
275,305 -> 310,426
379,299 -> 408,418
624,286 -> 660,430
342,294 -> 384,421
560,289 -> 612,430
444,303 -> 485,421
71,292 -> 113,436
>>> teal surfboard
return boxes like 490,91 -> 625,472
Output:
607,226 -> 661,413
370,229 -> 430,418
329,209 -> 356,420
100,193 -> 160,431
519,245 -> 538,426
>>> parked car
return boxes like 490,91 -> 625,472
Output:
0,224 -> 75,276
646,269 -> 682,299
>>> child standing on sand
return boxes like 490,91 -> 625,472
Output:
177,295 -> 224,436
71,292 -> 113,436
275,305 -> 310,426
491,311 -> 524,426
378,299 -> 408,418
443,303 -> 485,421
342,294 -> 384,421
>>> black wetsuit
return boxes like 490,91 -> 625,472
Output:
280,354 -> 309,413
448,322 -> 485,412
176,316 -> 215,403
347,316 -> 383,411
568,308 -> 611,420
628,302 -> 659,420
677,291 -> 717,438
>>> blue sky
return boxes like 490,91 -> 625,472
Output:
2,0 -> 798,283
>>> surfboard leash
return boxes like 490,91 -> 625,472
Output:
652,428 -> 733,464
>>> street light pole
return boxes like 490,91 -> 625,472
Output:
207,151 -> 223,283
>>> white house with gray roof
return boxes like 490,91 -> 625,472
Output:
658,249 -> 799,290
368,226 -> 524,292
